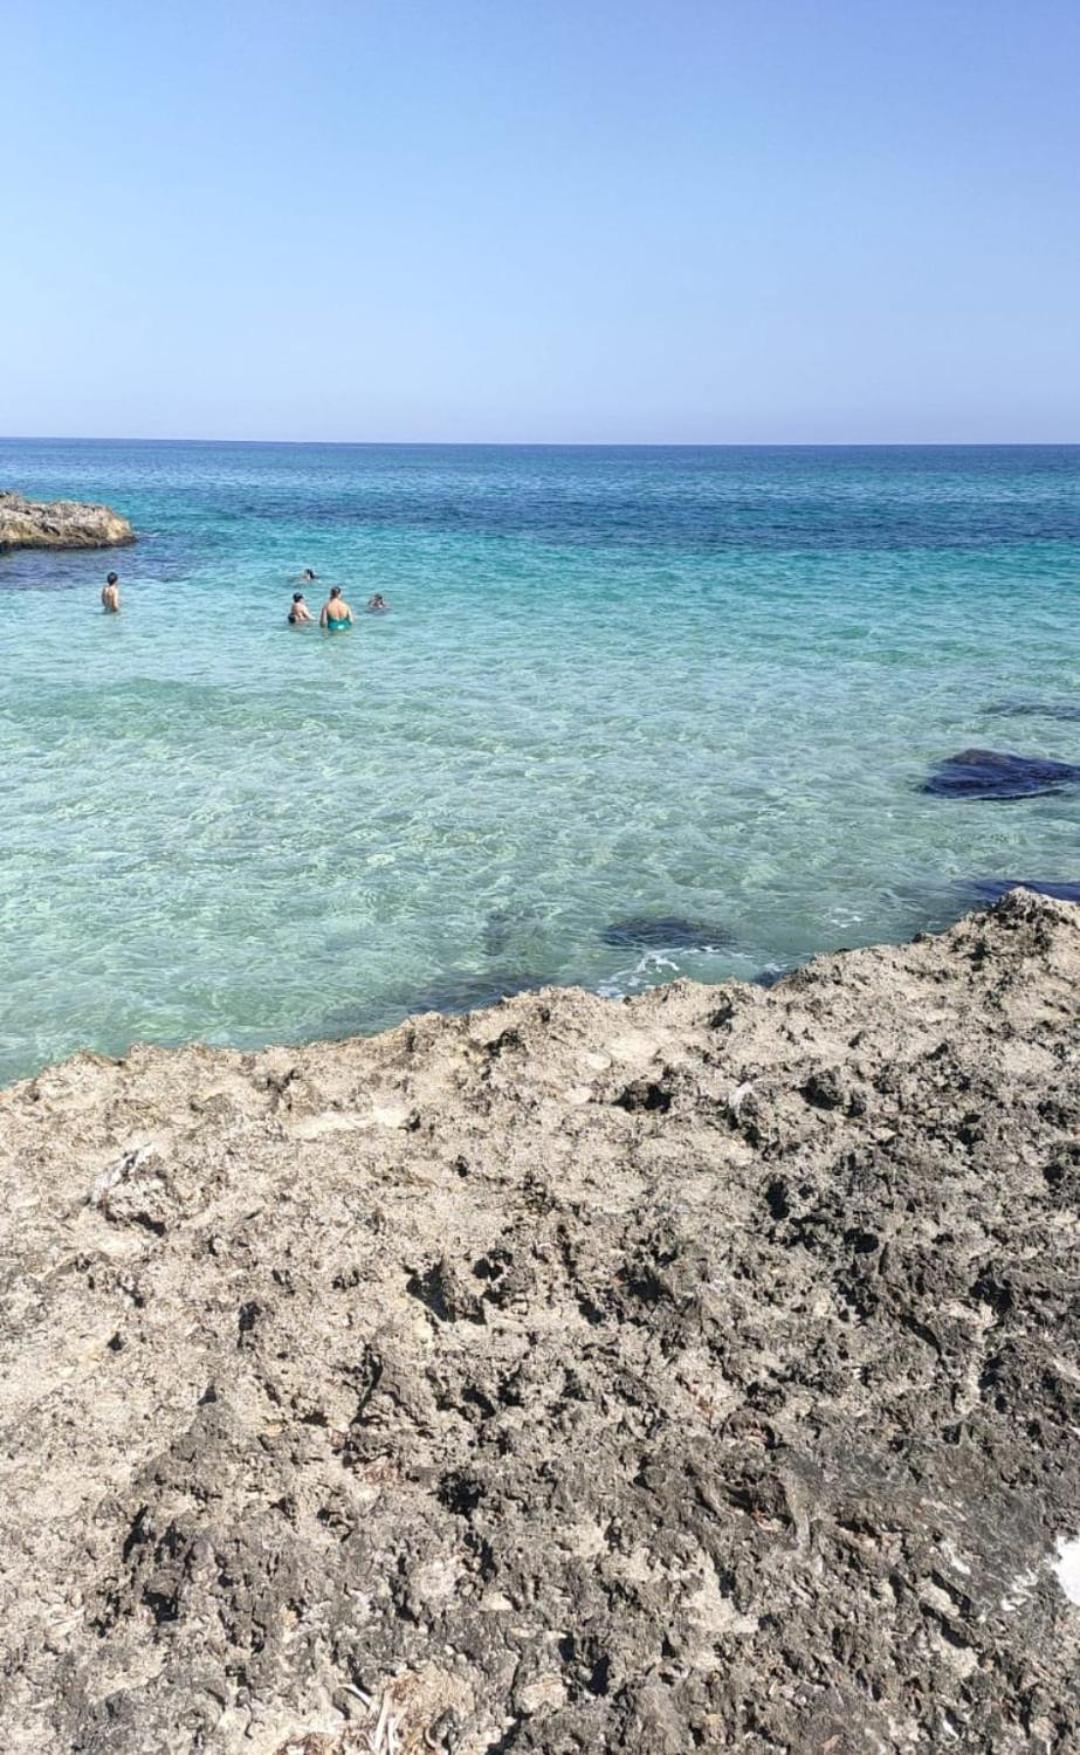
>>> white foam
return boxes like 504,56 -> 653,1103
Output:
597,950 -> 680,1000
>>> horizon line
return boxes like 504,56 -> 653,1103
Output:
3,435 -> 1079,450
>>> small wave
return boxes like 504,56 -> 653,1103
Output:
597,950 -> 681,1000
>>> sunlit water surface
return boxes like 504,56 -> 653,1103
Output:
1,440 -> 1078,1084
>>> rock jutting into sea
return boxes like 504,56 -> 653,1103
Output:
1,888 -> 1078,1753
0,489 -> 135,551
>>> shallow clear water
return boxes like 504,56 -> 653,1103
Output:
2,440 -> 1079,1085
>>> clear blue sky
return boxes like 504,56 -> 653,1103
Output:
3,0 -> 1078,442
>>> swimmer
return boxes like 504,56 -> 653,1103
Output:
320,585 -> 354,632
301,568 -> 317,582
101,572 -> 121,613
288,591 -> 314,626
367,593 -> 389,612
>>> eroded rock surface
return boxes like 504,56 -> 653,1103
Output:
1,890 -> 1078,1753
0,490 -> 135,551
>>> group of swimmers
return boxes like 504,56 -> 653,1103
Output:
99,565 -> 388,631
287,567 -> 388,631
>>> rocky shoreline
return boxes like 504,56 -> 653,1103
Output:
0,490 -> 134,551
1,889 -> 1078,1753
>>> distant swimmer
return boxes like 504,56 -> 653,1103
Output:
367,593 -> 389,612
301,568 -> 317,582
320,585 -> 353,632
101,572 -> 121,613
288,591 -> 314,626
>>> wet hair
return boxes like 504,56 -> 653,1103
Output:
292,591 -> 304,602
330,585 -> 342,598
106,572 -> 118,585
302,568 -> 316,580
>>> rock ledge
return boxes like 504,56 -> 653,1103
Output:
0,489 -> 135,551
1,890 -> 1078,1753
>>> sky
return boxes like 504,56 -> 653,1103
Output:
2,0 -> 1078,442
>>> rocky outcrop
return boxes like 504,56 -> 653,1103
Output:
0,489 -> 135,551
1,890 -> 1078,1753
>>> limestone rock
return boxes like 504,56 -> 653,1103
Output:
1,889 -> 1078,1752
0,489 -> 135,551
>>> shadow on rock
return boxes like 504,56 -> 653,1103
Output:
922,748 -> 1080,800
602,915 -> 734,950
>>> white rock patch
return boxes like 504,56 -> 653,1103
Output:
1053,1535 -> 1080,1605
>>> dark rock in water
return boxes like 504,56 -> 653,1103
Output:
922,748 -> 1080,800
397,969 -> 547,1017
481,905 -> 519,961
754,963 -> 794,989
972,879 -> 1080,905
985,700 -> 1080,723
482,909 -> 514,959
0,491 -> 135,552
602,915 -> 734,950
482,905 -> 547,960
319,970 -> 548,1040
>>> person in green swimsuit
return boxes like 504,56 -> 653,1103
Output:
320,585 -> 353,632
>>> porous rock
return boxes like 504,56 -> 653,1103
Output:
0,489 -> 135,551
1,890 -> 1079,1752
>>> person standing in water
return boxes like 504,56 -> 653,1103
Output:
288,591 -> 314,626
101,572 -> 121,613
320,585 -> 353,632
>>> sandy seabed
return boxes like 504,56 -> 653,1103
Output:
1,889 -> 1078,1753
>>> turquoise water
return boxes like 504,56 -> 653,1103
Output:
2,440 -> 1079,1085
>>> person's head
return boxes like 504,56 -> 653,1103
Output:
330,585 -> 342,599
302,568 -> 316,581
292,591 -> 304,603
106,572 -> 118,586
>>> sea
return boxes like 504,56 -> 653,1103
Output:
2,440 -> 1078,1086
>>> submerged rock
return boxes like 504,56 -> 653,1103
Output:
602,913 -> 733,949
753,961 -> 793,988
480,906 -> 544,960
481,908 -> 513,958
0,490 -> 135,552
319,969 -> 548,1039
971,878 -> 1080,905
921,747 -> 1080,799
395,968 -> 547,1016
2,890 -> 1079,1751
985,699 -> 1080,723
